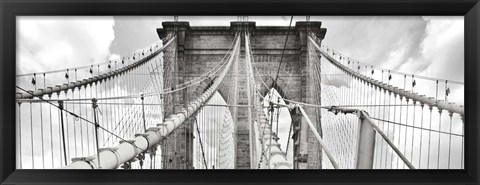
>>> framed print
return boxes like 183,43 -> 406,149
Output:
1,0 -> 479,185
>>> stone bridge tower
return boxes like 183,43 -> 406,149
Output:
158,21 -> 326,169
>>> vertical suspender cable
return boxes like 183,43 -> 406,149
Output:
461,115 -> 464,169
78,75 -> 84,157
410,100 -> 417,164
447,112 -> 453,169
437,108 -> 443,169
49,94 -> 54,168
392,93 -> 397,169
18,103 -> 23,169
402,75 -> 407,169
397,95 -> 403,169
410,75 -> 416,165
72,78 -> 77,157
40,94 -> 45,168
427,105 -> 433,169
86,86 -> 90,155
419,103 -> 425,168
30,102 -> 34,169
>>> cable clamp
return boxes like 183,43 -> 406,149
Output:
71,156 -> 96,169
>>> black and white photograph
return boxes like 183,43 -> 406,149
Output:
15,16 -> 464,170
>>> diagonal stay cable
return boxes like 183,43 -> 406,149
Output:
194,117 -> 209,168
370,117 -> 463,137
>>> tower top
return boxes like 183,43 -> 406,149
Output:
157,21 -> 326,40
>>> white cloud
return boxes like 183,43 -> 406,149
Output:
419,17 -> 464,82
109,53 -> 121,61
396,17 -> 464,81
395,17 -> 464,105
17,16 -> 115,75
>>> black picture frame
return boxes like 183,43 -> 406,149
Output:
1,0 -> 479,184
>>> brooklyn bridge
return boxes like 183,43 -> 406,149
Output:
15,18 -> 464,170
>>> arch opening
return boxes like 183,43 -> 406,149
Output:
193,92 -> 235,169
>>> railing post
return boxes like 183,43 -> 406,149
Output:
356,111 -> 376,169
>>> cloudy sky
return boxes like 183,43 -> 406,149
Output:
17,16 -> 464,83
16,16 -> 464,169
